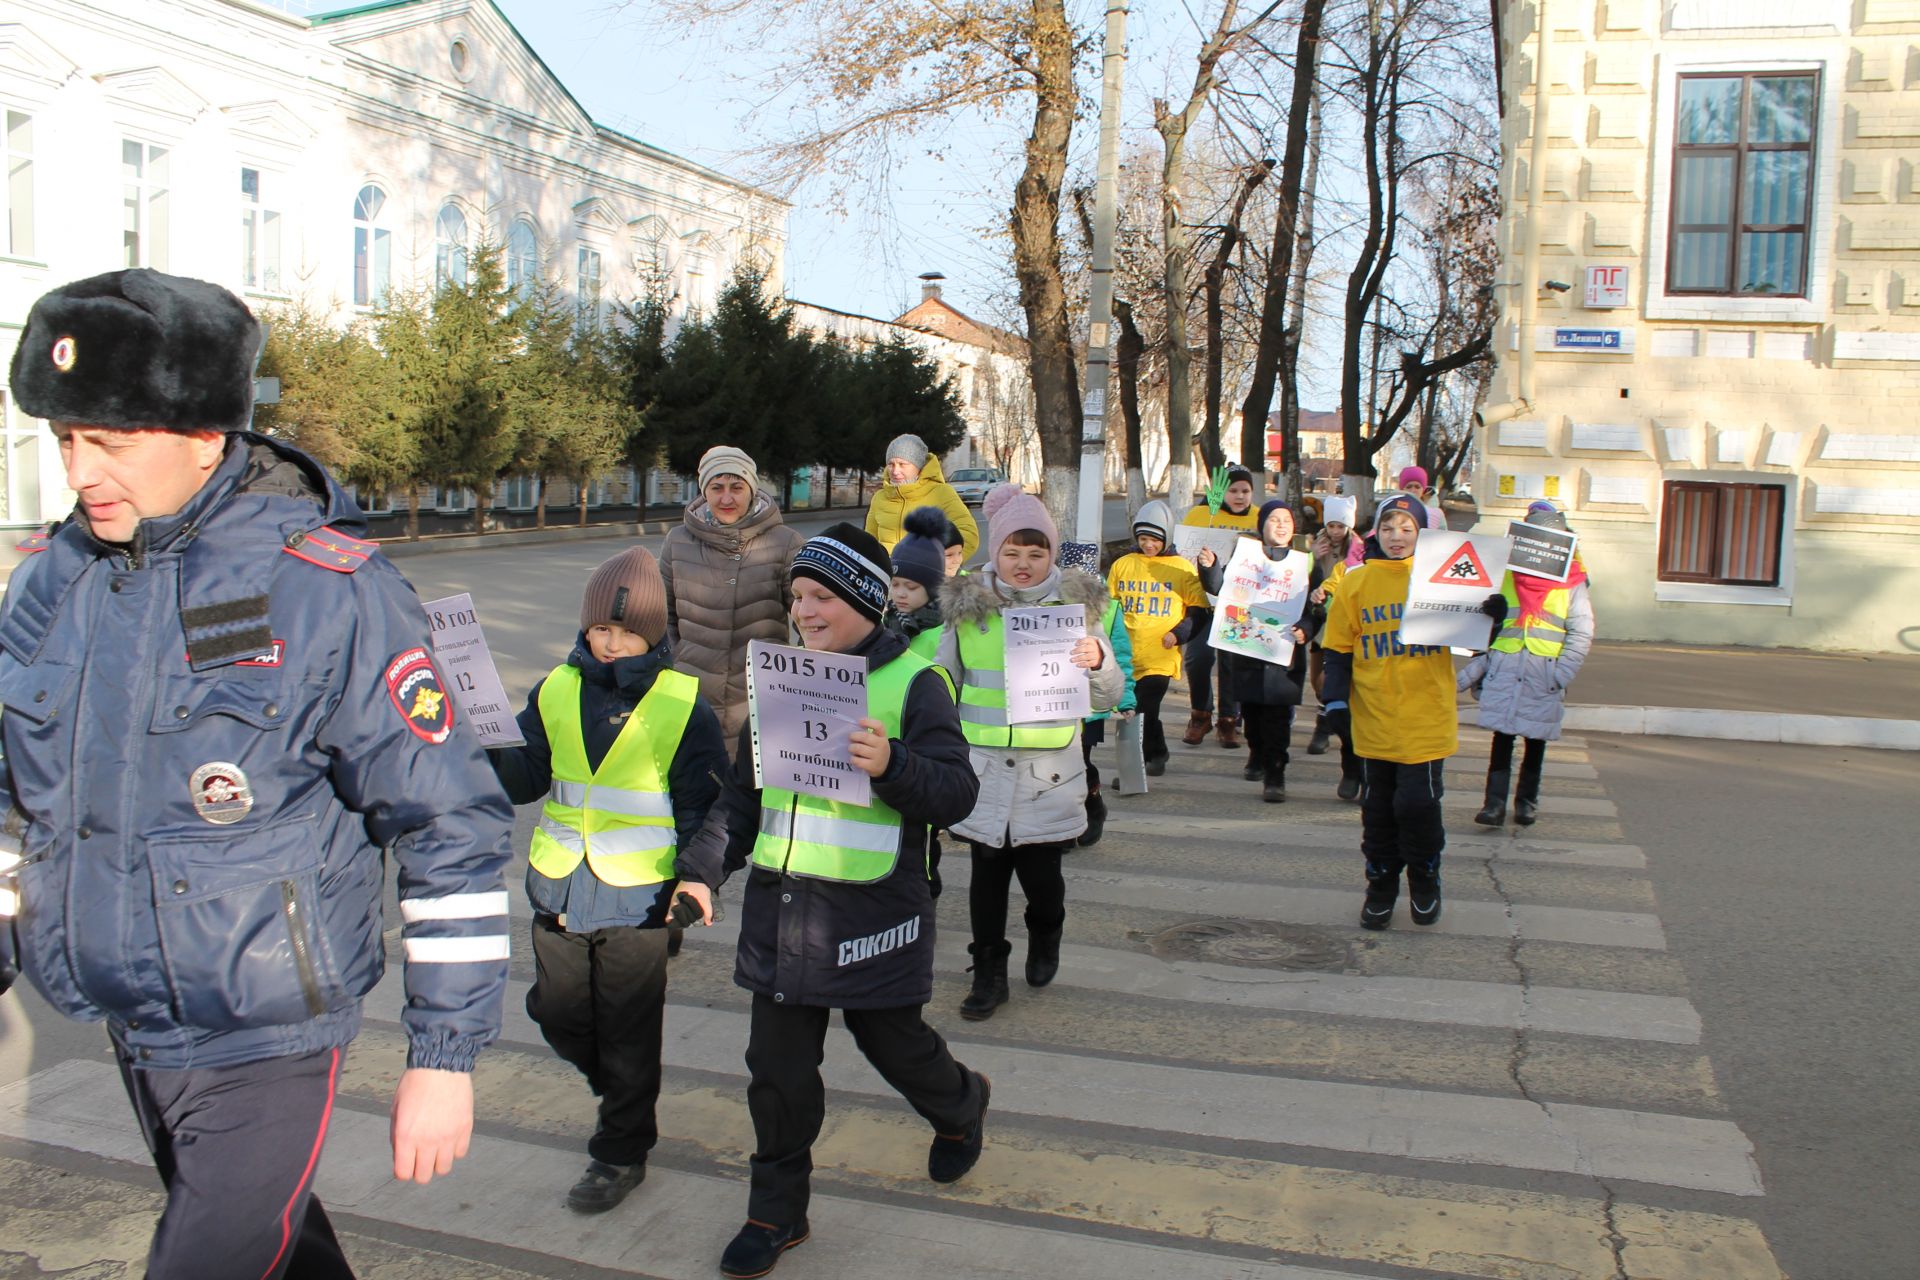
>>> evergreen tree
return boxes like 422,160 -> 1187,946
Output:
416,244 -> 519,533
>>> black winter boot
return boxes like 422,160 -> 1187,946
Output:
1023,916 -> 1063,987
1514,751 -> 1543,826
1407,863 -> 1443,926
1077,787 -> 1107,847
959,942 -> 1012,1020
1262,766 -> 1287,804
1359,869 -> 1398,931
1307,714 -> 1331,755
1475,769 -> 1510,826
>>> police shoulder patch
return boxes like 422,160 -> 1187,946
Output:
14,526 -> 52,554
385,646 -> 454,745
283,525 -> 377,574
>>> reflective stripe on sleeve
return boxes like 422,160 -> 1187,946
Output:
404,935 -> 511,963
399,891 -> 510,924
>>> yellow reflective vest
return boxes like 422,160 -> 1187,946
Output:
953,613 -> 1077,750
1493,578 -> 1571,658
529,665 -> 697,888
752,649 -> 953,883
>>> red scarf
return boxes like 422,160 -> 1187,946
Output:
1513,557 -> 1587,625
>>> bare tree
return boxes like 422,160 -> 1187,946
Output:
639,0 -> 1088,525
1233,0 -> 1329,493
1154,1 -> 1282,510
1198,159 -> 1273,474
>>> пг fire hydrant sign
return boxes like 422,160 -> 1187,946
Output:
747,639 -> 871,806
1003,606 -> 1091,725
422,593 -> 522,747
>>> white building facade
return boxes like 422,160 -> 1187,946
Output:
0,0 -> 787,530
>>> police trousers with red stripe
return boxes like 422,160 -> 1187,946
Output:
119,1045 -> 354,1280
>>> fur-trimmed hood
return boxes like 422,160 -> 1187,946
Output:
940,566 -> 1108,628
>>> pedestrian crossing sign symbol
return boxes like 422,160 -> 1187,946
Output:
1430,542 -> 1493,589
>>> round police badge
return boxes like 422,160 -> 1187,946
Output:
50,335 -> 76,373
189,762 -> 254,825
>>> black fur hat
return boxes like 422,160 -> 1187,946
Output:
10,269 -> 264,433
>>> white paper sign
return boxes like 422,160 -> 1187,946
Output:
1171,526 -> 1245,566
747,640 -> 871,806
422,593 -> 522,747
1401,532 -> 1512,650
1207,541 -> 1312,666
1003,606 -> 1091,724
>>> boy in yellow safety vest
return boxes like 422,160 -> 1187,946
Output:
488,546 -> 729,1215
676,522 -> 988,1280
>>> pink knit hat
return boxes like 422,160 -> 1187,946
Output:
983,484 -> 1057,561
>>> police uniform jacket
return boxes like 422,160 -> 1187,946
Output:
679,625 -> 978,1009
488,634 -> 728,930
0,434 -> 513,1072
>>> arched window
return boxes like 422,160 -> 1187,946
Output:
435,203 -> 468,289
352,184 -> 390,307
507,219 -> 540,297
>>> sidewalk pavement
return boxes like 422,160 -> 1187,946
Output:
1553,642 -> 1920,751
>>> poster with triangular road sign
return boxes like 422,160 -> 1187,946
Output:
1429,540 -> 1495,590
1401,532 -> 1512,650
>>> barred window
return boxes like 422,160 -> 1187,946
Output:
1658,481 -> 1785,586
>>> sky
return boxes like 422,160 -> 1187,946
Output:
488,1 -> 1226,328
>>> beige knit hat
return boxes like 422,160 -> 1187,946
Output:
697,445 -> 760,496
580,545 -> 668,643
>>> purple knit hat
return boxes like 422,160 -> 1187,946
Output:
983,484 -> 1056,561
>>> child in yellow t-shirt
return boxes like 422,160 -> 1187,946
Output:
1107,500 -> 1211,775
1319,493 -> 1465,931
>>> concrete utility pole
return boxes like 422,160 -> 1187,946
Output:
1075,0 -> 1129,545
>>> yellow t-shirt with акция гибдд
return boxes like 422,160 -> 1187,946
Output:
1319,555 -> 1458,765
1106,552 -> 1209,680
1180,503 -> 1258,532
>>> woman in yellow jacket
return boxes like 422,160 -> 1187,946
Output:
865,434 -> 980,561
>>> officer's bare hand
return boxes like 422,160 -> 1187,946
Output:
1070,637 -> 1102,669
674,879 -> 714,925
1160,631 -> 1181,649
849,717 -> 892,777
391,1067 -> 474,1185
1197,547 -> 1217,568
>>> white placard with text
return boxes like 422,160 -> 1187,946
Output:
1003,606 -> 1091,724
1401,533 -> 1512,650
423,593 -> 522,747
747,640 -> 871,806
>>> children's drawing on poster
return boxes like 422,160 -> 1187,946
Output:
1206,539 -> 1312,666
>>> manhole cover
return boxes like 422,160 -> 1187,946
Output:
1145,918 -> 1352,972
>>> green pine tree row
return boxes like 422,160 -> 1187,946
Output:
255,251 -> 966,533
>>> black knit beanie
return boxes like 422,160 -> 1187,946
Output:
791,523 -> 893,621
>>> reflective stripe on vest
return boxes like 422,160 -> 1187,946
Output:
750,649 -> 954,884
955,613 -> 1077,749
528,665 -> 697,888
1493,580 -> 1571,658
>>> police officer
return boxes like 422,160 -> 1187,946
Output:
0,270 -> 513,1278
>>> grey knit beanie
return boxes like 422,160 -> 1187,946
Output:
884,434 -> 930,470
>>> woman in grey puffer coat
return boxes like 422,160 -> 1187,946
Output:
1456,503 -> 1595,828
659,446 -> 806,753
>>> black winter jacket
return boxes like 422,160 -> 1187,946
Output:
489,635 -> 727,930
679,625 -> 977,1009
1198,550 -> 1328,708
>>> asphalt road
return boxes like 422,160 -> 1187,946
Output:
0,531 -> 1911,1279
1586,734 -> 1920,1280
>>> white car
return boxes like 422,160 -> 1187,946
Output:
948,467 -> 1004,506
